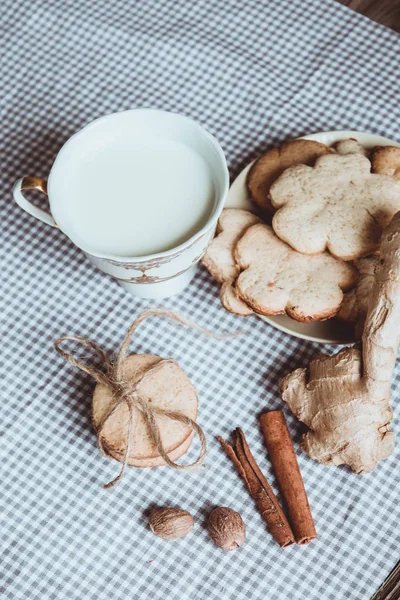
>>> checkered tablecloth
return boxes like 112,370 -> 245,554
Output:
2,1 -> 400,599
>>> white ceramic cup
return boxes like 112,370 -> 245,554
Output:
13,109 -> 229,298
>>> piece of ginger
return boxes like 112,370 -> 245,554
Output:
280,212 -> 400,473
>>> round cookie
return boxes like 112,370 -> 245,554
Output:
92,354 -> 198,467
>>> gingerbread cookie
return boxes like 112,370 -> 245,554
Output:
371,146 -> 400,181
234,223 -> 357,322
246,139 -> 332,215
335,138 -> 368,157
202,208 -> 260,315
92,354 -> 198,467
270,153 -> 400,260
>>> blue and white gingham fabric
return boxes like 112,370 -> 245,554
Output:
2,1 -> 399,599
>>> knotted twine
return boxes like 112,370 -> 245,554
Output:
54,308 -> 243,489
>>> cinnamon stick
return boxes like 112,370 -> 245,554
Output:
218,428 -> 295,547
259,411 -> 317,545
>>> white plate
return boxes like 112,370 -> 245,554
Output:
225,130 -> 400,344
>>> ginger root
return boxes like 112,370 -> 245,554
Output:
280,212 -> 400,473
337,255 -> 379,338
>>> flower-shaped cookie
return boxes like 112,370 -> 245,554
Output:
335,138 -> 368,157
246,139 -> 332,215
202,209 -> 260,315
235,223 -> 357,322
371,146 -> 400,180
270,153 -> 400,260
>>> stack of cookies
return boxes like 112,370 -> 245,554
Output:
202,138 -> 400,329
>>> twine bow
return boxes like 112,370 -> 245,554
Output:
54,308 -> 243,489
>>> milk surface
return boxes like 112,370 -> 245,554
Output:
56,138 -> 215,256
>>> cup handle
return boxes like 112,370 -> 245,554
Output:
13,176 -> 57,227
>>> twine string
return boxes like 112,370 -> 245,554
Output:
54,308 -> 243,488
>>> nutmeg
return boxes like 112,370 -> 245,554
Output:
207,507 -> 246,550
149,507 -> 194,540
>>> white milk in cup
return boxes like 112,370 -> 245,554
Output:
13,110 -> 229,298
